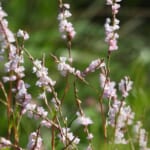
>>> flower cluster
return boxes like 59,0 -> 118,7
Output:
24,103 -> 52,128
58,127 -> 80,147
27,132 -> 43,150
105,0 -> 122,51
25,103 -> 48,119
17,29 -> 29,40
0,1 -> 150,150
100,73 -> 117,99
57,57 -> 75,76
57,56 -> 104,81
0,5 -> 25,81
0,5 -> 15,45
82,59 -> 105,76
119,76 -> 133,98
0,4 -> 31,114
107,100 -> 135,144
76,112 -> 93,126
0,137 -> 11,149
33,59 -> 56,93
58,3 -> 76,40
0,5 -> 7,61
16,80 -> 32,113
100,72 -> 135,144
75,111 -> 94,146
134,121 -> 150,150
114,102 -> 135,144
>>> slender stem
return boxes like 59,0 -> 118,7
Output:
51,117 -> 56,150
67,40 -> 72,62
0,82 -> 8,105
59,0 -> 63,7
73,78 -> 93,149
60,74 -> 70,105
98,87 -> 107,140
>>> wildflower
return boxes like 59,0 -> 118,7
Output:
0,137 -> 11,148
108,100 -> 135,144
87,133 -> 94,140
58,128 -> 80,145
100,73 -> 117,99
105,18 -> 119,51
133,121 -> 142,139
57,57 -> 75,76
27,132 -> 43,150
16,80 -> 32,113
0,19 -> 15,43
33,59 -> 56,92
105,0 -> 122,51
24,103 -> 48,120
23,103 -> 36,117
114,128 -> 128,144
58,3 -> 76,40
41,120 -> 51,128
38,92 -> 46,100
2,75 -> 16,82
3,42 -> 25,81
36,106 -> 48,118
119,76 -> 133,98
17,29 -> 29,40
133,121 -> 150,150
82,59 -> 105,76
112,3 -> 120,14
76,112 -> 93,126
107,99 -> 121,127
0,5 -> 7,20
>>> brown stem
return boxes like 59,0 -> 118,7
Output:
51,117 -> 56,150
67,40 -> 72,61
98,89 -> 107,140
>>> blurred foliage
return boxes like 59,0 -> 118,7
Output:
0,0 -> 150,149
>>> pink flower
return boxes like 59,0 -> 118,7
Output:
58,128 -> 80,145
109,39 -> 118,51
119,76 -> 133,97
58,3 -> 76,40
76,112 -> 93,126
112,3 -> 120,14
0,6 -> 7,20
100,73 -> 117,99
27,132 -> 43,150
105,0 -> 122,52
17,29 -> 29,40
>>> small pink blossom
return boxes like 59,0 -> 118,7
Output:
17,29 -> 29,40
57,57 -> 75,76
0,137 -> 11,148
41,120 -> 51,128
58,3 -> 76,40
100,73 -> 117,99
87,133 -> 94,140
76,112 -> 93,126
58,128 -> 80,145
0,6 -> 7,20
119,76 -> 133,97
27,132 -> 43,150
112,3 -> 120,14
105,0 -> 122,51
33,59 -> 56,92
